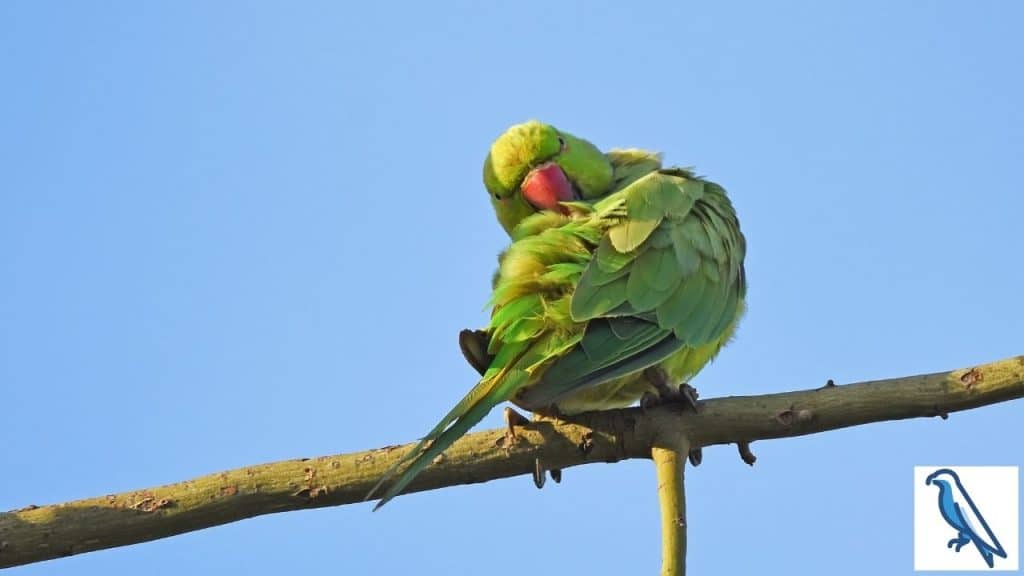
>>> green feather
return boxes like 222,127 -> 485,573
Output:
582,255 -> 633,287
372,367 -> 530,509
595,236 -> 635,273
701,257 -> 721,284
670,226 -> 701,276
633,245 -> 682,292
626,250 -> 678,310
681,216 -> 712,257
703,281 -> 740,344
698,209 -> 727,264
607,149 -> 663,189
608,217 -> 662,252
518,318 -> 669,408
681,281 -> 726,346
490,295 -> 542,341
570,270 -> 630,320
657,272 -> 707,333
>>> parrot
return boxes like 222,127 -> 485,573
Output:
370,120 -> 746,509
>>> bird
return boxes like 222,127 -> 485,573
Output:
925,468 -> 1007,568
369,121 -> 746,509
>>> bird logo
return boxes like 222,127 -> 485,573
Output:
925,468 -> 1008,568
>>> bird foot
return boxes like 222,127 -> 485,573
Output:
503,407 -> 559,489
641,367 -> 700,412
642,367 -> 703,466
503,406 -> 529,445
530,460 -> 564,489
948,535 -> 971,551
529,404 -> 563,420
533,459 -> 546,489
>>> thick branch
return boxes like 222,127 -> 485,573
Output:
2,355 -> 1022,569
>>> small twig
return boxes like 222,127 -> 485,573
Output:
737,441 -> 757,466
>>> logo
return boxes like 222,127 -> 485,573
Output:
914,466 -> 1018,571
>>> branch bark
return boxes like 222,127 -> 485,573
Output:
2,355 -> 1022,569
652,443 -> 688,576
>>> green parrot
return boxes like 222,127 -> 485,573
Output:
371,121 -> 745,508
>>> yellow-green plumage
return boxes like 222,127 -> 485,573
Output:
370,122 -> 745,508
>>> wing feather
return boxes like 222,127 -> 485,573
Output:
522,170 -> 745,408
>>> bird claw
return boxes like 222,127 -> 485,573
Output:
678,384 -> 700,412
533,458 -> 546,489
688,448 -> 703,467
642,367 -> 700,412
531,460 -> 562,488
640,391 -> 659,414
948,535 -> 970,551
503,406 -> 528,445
503,407 -> 560,490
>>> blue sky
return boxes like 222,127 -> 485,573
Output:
2,1 -> 1022,574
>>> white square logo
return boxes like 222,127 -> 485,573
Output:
914,466 -> 1019,571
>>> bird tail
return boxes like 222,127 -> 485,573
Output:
973,536 -> 1007,568
976,543 -> 995,569
367,344 -> 533,510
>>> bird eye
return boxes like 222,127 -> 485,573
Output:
557,136 -> 567,152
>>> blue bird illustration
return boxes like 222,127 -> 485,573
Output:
925,468 -> 1008,568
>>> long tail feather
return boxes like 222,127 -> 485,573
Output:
371,392 -> 497,510
368,343 -> 536,509
371,368 -> 528,510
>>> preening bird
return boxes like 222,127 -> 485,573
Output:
925,468 -> 1007,568
370,121 -> 746,508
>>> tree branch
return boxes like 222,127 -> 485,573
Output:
2,355 -> 1022,569
652,442 -> 689,576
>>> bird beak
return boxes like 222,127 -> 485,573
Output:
521,163 -> 573,213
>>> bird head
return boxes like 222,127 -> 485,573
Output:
483,120 -> 614,234
926,468 -> 957,488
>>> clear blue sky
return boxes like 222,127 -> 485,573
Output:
2,2 -> 1022,574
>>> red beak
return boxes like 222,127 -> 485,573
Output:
521,163 -> 573,213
